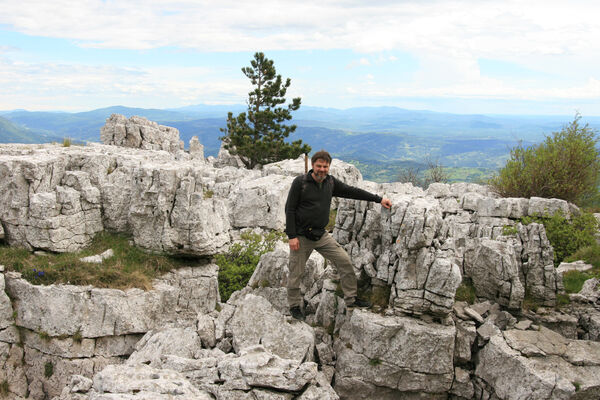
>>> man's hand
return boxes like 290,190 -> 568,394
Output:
381,198 -> 392,209
289,237 -> 300,251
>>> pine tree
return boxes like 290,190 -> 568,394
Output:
220,52 -> 311,169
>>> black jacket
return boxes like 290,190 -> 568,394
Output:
285,170 -> 382,239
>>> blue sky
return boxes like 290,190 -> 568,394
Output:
1,0 -> 599,115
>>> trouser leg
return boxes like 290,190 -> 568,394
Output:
315,233 -> 357,305
287,236 -> 314,308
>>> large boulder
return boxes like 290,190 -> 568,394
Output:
100,114 -> 183,153
334,309 -> 455,398
227,294 -> 315,363
475,327 -> 600,399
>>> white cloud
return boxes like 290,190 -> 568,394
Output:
2,0 -> 599,112
2,0 -> 598,57
0,56 -> 248,110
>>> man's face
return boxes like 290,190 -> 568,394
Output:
312,159 -> 330,182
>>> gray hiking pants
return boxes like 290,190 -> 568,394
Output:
287,232 -> 357,308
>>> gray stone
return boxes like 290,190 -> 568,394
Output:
101,114 -> 183,154
557,260 -> 594,275
334,309 -> 455,396
476,330 -> 600,399
227,294 -> 315,362
91,363 -> 211,398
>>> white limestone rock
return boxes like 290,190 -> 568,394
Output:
0,342 -> 28,398
227,294 -> 315,362
189,136 -> 205,160
101,114 -> 183,154
6,266 -> 217,338
230,174 -> 294,230
557,260 -> 594,275
126,326 -> 202,368
464,238 -> 525,309
334,309 -> 455,397
475,329 -> 600,399
79,249 -> 114,264
92,363 -> 212,398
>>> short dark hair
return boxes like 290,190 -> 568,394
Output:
311,150 -> 332,165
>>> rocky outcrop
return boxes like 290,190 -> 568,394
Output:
100,114 -> 183,153
475,327 -> 600,399
0,264 -> 219,399
2,129 -> 600,399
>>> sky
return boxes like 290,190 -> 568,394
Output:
1,0 -> 599,115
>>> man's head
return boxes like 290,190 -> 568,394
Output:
311,150 -> 331,182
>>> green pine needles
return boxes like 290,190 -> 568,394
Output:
220,52 -> 311,169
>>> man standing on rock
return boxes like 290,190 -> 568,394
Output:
285,150 -> 392,320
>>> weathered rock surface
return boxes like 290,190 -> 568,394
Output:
2,136 -> 599,400
100,114 -> 183,153
334,309 -> 455,398
475,327 -> 600,399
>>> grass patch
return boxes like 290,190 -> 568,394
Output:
502,225 -> 518,236
368,358 -> 382,366
73,328 -> 83,343
455,278 -> 476,304
0,380 -> 8,397
0,232 -> 189,290
562,243 -> 600,293
38,331 -> 50,341
563,270 -> 595,294
203,189 -> 214,199
62,137 -> 71,147
216,231 -> 286,302
556,293 -> 571,307
44,362 -> 53,378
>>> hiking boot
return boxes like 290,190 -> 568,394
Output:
290,306 -> 304,320
347,298 -> 371,308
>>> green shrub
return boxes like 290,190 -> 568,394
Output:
489,114 -> 600,206
455,279 -> 476,304
62,137 -> 71,147
369,358 -> 382,366
563,270 -> 594,294
216,231 -> 285,302
520,211 -> 598,266
44,362 -> 54,378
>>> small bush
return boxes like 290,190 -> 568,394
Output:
455,279 -> 476,304
562,270 -> 593,294
369,358 -> 382,366
216,231 -> 285,301
520,211 -> 598,266
63,137 -> 72,147
397,157 -> 449,188
203,189 -> 214,199
502,225 -> 518,236
489,114 -> 600,206
39,331 -> 50,341
73,328 -> 83,343
555,293 -> 571,307
44,362 -> 54,378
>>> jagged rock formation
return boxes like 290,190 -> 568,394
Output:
1,118 -> 600,399
100,114 -> 183,153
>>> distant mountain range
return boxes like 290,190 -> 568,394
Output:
1,104 -> 598,182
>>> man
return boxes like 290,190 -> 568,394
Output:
285,150 -> 392,320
